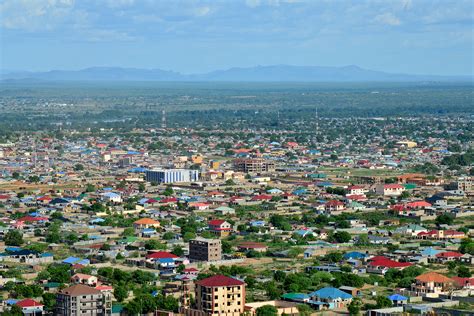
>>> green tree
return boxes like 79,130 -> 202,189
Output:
375,296 -> 392,308
435,214 -> 454,226
457,265 -> 471,278
162,232 -> 174,240
4,230 -> 24,246
183,232 -> 196,241
325,252 -> 343,263
4,304 -> 22,316
42,292 -> 56,311
163,186 -> 174,196
256,305 -> 278,316
288,247 -> 304,258
144,239 -> 163,250
459,238 -> 474,255
122,227 -> 135,237
172,245 -> 184,257
114,285 -> 128,302
332,231 -> 351,243
355,234 -> 370,246
74,164 -> 84,171
348,297 -> 363,315
297,304 -> 313,316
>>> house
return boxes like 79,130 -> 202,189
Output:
376,184 -> 405,197
294,229 -> 315,238
214,206 -> 235,215
387,294 -> 408,306
417,230 -> 465,240
368,235 -> 390,245
281,293 -> 311,303
208,219 -> 232,237
245,300 -> 299,316
145,251 -> 184,272
411,272 -> 454,296
394,224 -> 427,237
15,299 -> 44,316
309,287 -> 352,310
434,251 -> 463,263
101,192 -> 122,203
405,201 -> 432,209
189,202 -> 210,211
339,286 -> 361,297
237,242 -> 268,253
1,249 -> 54,265
62,256 -> 90,266
343,252 -> 367,260
451,277 -> 474,290
71,273 -> 98,286
366,256 -> 412,275
324,200 -> 345,213
182,267 -> 199,278
420,247 -> 443,258
133,218 -> 160,230
347,185 -> 368,195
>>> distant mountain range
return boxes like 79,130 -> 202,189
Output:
1,65 -> 471,82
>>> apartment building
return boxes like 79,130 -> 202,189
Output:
233,158 -> 275,173
189,238 -> 222,262
56,284 -> 112,316
455,177 -> 473,193
145,168 -> 199,184
195,275 -> 245,316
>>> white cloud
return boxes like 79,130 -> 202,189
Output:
81,29 -> 137,42
374,13 -> 401,26
194,6 -> 211,17
106,0 -> 135,8
0,0 -> 75,30
246,0 -> 261,8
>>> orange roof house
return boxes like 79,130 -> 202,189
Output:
133,218 -> 160,229
415,272 -> 453,283
412,272 -> 454,295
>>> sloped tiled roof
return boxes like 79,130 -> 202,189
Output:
195,275 -> 244,287
59,284 -> 101,296
415,272 -> 453,283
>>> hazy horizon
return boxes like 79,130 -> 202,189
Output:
1,0 -> 473,76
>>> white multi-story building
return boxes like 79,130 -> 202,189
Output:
145,168 -> 199,184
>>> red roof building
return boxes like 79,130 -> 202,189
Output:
16,299 -> 43,308
368,256 -> 412,269
208,220 -> 232,237
146,251 -> 179,260
195,275 -> 244,287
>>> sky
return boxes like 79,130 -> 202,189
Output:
0,0 -> 473,75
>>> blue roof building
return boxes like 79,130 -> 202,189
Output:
310,287 -> 352,302
343,251 -> 367,260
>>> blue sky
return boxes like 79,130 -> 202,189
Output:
0,0 -> 473,75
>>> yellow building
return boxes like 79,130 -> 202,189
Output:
195,275 -> 245,316
191,154 -> 203,164
209,160 -> 220,169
